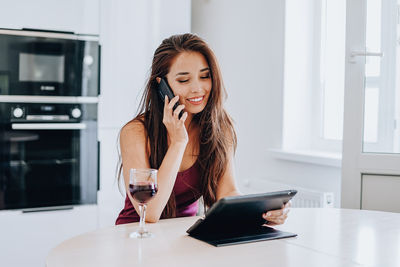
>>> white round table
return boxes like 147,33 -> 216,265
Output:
46,208 -> 400,267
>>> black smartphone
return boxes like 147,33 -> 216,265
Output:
157,77 -> 183,117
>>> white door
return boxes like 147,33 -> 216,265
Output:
341,0 -> 400,212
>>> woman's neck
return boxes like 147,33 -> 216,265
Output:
185,113 -> 194,130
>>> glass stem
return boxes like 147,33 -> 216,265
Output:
139,204 -> 146,233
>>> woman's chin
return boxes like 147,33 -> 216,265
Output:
186,108 -> 205,115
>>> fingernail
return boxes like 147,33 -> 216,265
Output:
266,212 -> 271,217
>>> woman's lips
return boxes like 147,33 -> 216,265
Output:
186,96 -> 204,105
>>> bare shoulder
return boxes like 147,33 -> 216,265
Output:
121,119 -> 146,139
120,118 -> 148,151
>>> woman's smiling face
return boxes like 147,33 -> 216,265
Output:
165,51 -> 212,115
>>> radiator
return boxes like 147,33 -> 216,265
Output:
290,189 -> 334,208
241,179 -> 335,208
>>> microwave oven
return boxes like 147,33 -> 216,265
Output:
0,28 -> 100,97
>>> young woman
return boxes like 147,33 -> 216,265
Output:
116,33 -> 290,225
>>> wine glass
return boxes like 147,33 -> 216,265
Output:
129,168 -> 158,238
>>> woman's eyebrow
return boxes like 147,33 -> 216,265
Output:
176,68 -> 209,76
176,72 -> 189,76
175,72 -> 189,76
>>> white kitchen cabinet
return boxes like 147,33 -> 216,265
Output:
361,174 -> 400,213
97,128 -> 125,227
0,205 -> 97,267
98,0 -> 191,129
0,0 -> 99,35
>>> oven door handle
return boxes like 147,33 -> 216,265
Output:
11,123 -> 87,130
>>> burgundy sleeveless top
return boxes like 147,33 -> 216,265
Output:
115,161 -> 202,225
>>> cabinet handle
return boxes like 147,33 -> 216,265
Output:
22,206 -> 74,213
12,123 -> 86,130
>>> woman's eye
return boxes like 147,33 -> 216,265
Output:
178,79 -> 189,83
201,74 -> 210,79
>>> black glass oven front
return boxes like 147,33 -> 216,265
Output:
0,102 -> 98,210
0,29 -> 99,97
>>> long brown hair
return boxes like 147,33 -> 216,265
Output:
117,33 -> 236,218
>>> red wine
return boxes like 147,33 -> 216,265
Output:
129,183 -> 158,204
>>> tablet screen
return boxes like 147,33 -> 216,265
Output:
204,190 -> 297,227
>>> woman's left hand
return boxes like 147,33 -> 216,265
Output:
262,201 -> 291,226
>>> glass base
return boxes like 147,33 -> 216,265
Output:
129,230 -> 153,239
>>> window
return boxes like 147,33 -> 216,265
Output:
281,0 -> 400,165
283,0 -> 346,154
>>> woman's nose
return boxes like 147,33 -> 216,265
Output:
191,80 -> 201,93
191,87 -> 200,93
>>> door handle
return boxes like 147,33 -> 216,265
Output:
349,50 -> 384,63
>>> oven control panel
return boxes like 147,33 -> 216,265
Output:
0,103 -> 97,122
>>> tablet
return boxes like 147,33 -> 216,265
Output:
199,189 -> 297,226
186,189 -> 297,246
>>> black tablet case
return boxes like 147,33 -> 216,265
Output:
186,190 -> 298,247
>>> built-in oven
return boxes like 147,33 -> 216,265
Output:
0,28 -> 100,97
0,101 -> 98,210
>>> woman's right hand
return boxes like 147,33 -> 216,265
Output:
163,95 -> 188,145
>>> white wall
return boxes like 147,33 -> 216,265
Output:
191,0 -> 342,205
192,0 -> 286,183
